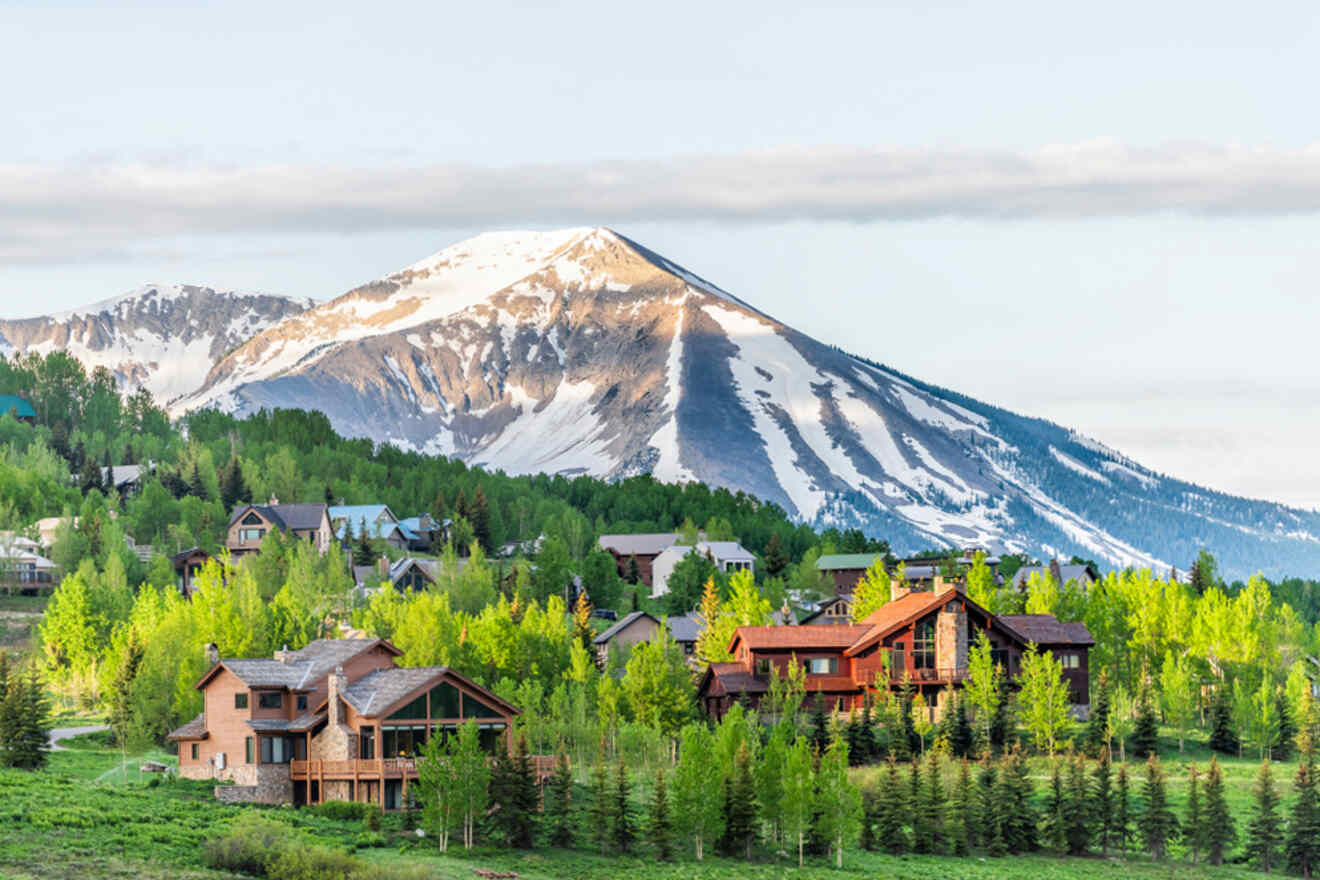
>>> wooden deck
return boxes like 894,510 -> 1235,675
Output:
290,754 -> 560,809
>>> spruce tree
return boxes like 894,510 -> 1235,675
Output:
1209,686 -> 1240,755
1092,746 -> 1115,856
810,693 -> 830,756
1041,760 -> 1066,852
876,759 -> 908,854
1246,758 -> 1283,873
353,518 -> 377,567
1132,686 -> 1159,759
999,746 -> 1037,854
627,554 -> 640,585
1203,755 -> 1235,866
951,759 -> 973,856
763,533 -> 788,578
949,692 -> 974,758
989,674 -> 1013,754
648,768 -> 673,860
1063,752 -> 1091,855
721,741 -> 757,858
1141,754 -> 1178,860
470,486 -> 492,553
858,700 -> 877,763
1274,690 -> 1297,762
1183,763 -> 1202,865
920,751 -> 947,855
1086,672 -> 1112,756
1115,762 -> 1133,857
613,756 -> 636,854
859,791 -> 879,852
1286,752 -> 1320,877
908,758 -> 923,848
978,759 -> 1004,855
588,758 -> 612,855
547,753 -> 574,848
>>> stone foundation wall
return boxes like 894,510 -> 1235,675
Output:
214,765 -> 292,805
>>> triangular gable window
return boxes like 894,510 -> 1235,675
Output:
429,682 -> 461,718
388,694 -> 427,720
463,693 -> 504,719
242,513 -> 263,525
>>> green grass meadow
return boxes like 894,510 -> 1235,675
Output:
0,727 -> 1293,880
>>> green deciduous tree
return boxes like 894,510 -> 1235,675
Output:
814,736 -> 862,868
848,557 -> 890,622
673,723 -> 723,860
781,736 -> 815,865
1019,644 -> 1072,755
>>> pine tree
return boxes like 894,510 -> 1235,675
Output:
1132,685 -> 1159,759
470,486 -> 492,553
1247,759 -> 1283,873
720,741 -> 757,858
876,759 -> 908,854
977,759 -> 1004,856
810,692 -> 830,756
1063,753 -> 1090,855
1203,755 -> 1235,866
353,518 -> 377,567
948,692 -> 974,758
648,769 -> 674,860
547,753 -> 574,848
1286,751 -> 1320,877
613,756 -> 636,854
1115,762 -> 1133,857
1209,685 -> 1240,755
859,791 -> 879,851
1086,671 -> 1112,756
1041,760 -> 1066,852
589,758 -> 612,855
1092,746 -> 1115,856
763,533 -> 788,578
627,554 -> 640,585
951,759 -> 973,856
106,630 -> 144,780
999,746 -> 1037,853
918,751 -> 947,854
1274,690 -> 1297,762
1183,763 -> 1203,865
988,673 -> 1013,754
1141,754 -> 1178,860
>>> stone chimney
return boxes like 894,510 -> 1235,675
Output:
205,642 -> 220,667
1049,557 -> 1063,586
935,604 -> 969,673
890,573 -> 911,603
377,556 -> 389,577
328,665 -> 346,727
274,644 -> 291,664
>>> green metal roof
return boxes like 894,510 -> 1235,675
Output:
0,395 -> 35,420
815,553 -> 882,571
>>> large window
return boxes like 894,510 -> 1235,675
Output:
359,726 -> 375,760
257,692 -> 282,710
239,528 -> 266,543
463,693 -> 503,719
382,724 -> 429,758
806,657 -> 838,675
430,683 -> 461,718
260,736 -> 294,764
912,620 -> 935,669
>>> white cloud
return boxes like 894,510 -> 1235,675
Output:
6,141 -> 1320,263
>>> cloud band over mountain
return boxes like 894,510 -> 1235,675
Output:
6,141 -> 1320,262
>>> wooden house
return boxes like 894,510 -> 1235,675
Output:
227,502 -> 333,558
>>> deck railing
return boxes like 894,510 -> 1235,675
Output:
290,754 -> 557,782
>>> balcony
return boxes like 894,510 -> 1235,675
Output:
893,666 -> 968,684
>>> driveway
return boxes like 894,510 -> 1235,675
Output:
48,724 -> 109,751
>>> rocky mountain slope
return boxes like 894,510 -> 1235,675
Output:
0,285 -> 312,405
161,227 -> 1320,580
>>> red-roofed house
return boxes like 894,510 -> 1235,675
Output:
697,579 -> 1093,722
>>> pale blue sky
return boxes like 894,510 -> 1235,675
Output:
2,0 -> 1319,506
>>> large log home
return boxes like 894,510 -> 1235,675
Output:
698,580 -> 1093,722
168,638 -> 521,810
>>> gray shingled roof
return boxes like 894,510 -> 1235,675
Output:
999,614 -> 1095,646
593,611 -> 659,645
340,667 -> 448,717
166,713 -> 207,741
247,711 -> 326,732
229,503 -> 328,531
219,639 -> 383,690
665,613 -> 703,644
597,533 -> 679,557
1011,564 -> 1098,589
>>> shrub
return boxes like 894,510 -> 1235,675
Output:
202,812 -> 291,875
352,831 -> 386,850
362,804 -> 381,832
266,844 -> 359,880
308,801 -> 371,822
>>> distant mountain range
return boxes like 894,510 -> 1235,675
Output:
8,229 -> 1319,580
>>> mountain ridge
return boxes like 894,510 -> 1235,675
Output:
12,230 -> 1320,579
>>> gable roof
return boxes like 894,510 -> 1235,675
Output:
340,666 -> 520,719
998,615 -> 1095,646
1011,564 -> 1100,588
665,612 -> 703,644
0,395 -> 35,419
593,611 -> 660,645
389,557 -> 438,583
597,533 -> 680,557
229,503 -> 329,532
815,553 -> 882,571
331,505 -> 420,541
702,661 -> 769,696
197,638 -> 400,691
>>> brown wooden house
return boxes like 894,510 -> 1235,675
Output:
698,580 -> 1093,722
596,533 -> 680,587
168,638 -> 521,810
227,502 -> 333,558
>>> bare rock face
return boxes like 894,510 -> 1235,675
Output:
0,285 -> 312,405
20,229 -> 1320,578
